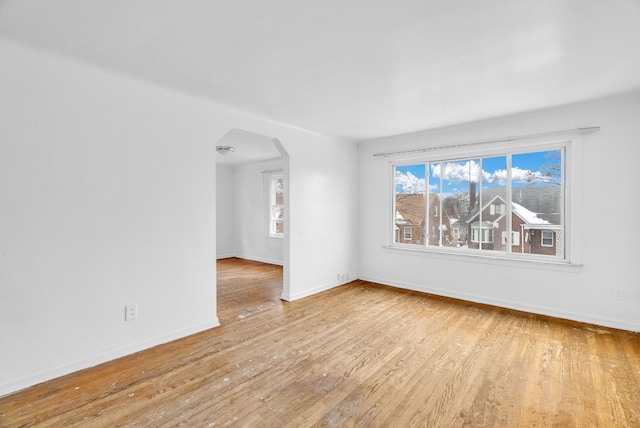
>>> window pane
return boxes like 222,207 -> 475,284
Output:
268,174 -> 284,238
394,164 -> 425,245
475,156 -> 507,252
427,162 -> 441,246
273,177 -> 284,205
271,205 -> 284,220
511,150 -> 563,256
433,160 -> 479,247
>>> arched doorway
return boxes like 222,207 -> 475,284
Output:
214,129 -> 290,322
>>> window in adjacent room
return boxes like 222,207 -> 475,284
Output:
267,172 -> 284,238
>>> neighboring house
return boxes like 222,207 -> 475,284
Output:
511,201 -> 561,256
449,218 -> 463,243
443,195 -> 470,245
394,194 -> 425,245
426,193 -> 451,246
395,193 -> 451,246
511,185 -> 562,225
466,194 -> 561,255
396,186 -> 560,255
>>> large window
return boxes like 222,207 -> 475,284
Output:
267,173 -> 284,238
392,142 -> 568,261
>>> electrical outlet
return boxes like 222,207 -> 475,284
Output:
125,304 -> 138,321
613,289 -> 623,301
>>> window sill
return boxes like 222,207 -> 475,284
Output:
382,245 -> 583,272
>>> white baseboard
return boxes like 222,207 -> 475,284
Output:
0,318 -> 220,398
285,280 -> 344,302
358,275 -> 639,333
231,254 -> 283,266
216,253 -> 234,260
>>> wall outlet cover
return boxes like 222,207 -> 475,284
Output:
125,304 -> 138,321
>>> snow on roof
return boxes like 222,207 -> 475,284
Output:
512,202 -> 549,225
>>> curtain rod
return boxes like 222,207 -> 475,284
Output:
372,126 -> 600,158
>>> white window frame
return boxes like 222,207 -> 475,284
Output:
471,224 -> 493,244
266,172 -> 284,238
501,231 -> 519,245
403,227 -> 412,241
541,230 -> 554,247
388,136 -> 581,267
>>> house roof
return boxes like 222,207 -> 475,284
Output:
512,202 -> 550,225
468,186 -> 561,224
466,188 -> 560,227
395,193 -> 452,230
467,194 -> 507,223
511,186 -> 561,222
395,194 -> 425,226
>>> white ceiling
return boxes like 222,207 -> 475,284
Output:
215,129 -> 282,166
1,1 -> 640,142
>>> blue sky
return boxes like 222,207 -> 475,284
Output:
395,150 -> 561,195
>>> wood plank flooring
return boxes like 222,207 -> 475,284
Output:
1,257 -> 639,427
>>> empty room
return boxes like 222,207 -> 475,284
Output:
1,1 -> 639,426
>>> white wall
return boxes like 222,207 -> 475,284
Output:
279,134 -> 359,300
358,91 -> 640,332
0,39 -> 358,396
231,158 -> 284,265
216,164 -> 235,258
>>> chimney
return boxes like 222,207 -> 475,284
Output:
469,182 -> 477,209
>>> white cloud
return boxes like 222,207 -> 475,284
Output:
493,167 -> 549,184
395,171 -> 425,194
396,160 -> 552,195
430,161 -> 486,183
511,167 -> 542,183
431,162 -> 544,186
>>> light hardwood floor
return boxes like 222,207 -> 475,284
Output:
1,257 -> 639,427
